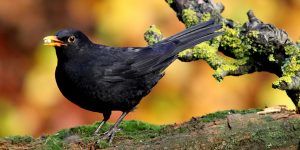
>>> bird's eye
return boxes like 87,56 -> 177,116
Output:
68,36 -> 76,43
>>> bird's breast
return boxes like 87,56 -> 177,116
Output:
54,58 -> 161,112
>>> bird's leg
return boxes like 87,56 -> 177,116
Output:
94,111 -> 111,135
98,111 -> 129,145
94,120 -> 106,135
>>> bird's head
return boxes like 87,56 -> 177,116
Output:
43,29 -> 92,60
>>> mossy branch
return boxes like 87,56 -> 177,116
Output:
144,0 -> 300,112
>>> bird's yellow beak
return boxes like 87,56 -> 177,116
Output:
43,36 -> 65,47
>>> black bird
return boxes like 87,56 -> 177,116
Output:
43,20 -> 222,144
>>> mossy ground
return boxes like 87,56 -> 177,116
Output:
0,120 -> 163,149
4,109 -> 300,150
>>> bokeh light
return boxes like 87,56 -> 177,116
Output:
0,0 -> 299,137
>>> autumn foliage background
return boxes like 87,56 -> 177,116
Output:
0,0 -> 300,137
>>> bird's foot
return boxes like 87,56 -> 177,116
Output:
93,121 -> 106,135
95,111 -> 129,145
97,126 -> 120,145
93,128 -> 102,136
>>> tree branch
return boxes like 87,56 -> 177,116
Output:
144,0 -> 300,112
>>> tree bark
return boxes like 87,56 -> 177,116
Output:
145,0 -> 300,112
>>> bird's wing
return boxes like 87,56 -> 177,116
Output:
99,42 -> 176,83
130,42 -> 177,74
101,60 -> 139,83
130,20 -> 222,76
101,20 -> 222,82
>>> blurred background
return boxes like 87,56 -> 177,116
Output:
0,0 -> 299,137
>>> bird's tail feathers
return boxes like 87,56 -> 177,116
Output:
167,20 -> 222,54
134,20 -> 222,75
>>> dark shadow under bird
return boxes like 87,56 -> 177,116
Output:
43,20 -> 222,144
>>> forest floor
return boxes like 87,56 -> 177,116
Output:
1,107 -> 300,149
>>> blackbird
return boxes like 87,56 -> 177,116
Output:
43,20 -> 222,144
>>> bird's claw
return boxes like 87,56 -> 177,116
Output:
93,129 -> 101,136
97,127 -> 120,145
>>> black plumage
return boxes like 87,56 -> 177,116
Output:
43,20 -> 222,144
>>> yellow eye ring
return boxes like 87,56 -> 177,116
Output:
68,36 -> 76,43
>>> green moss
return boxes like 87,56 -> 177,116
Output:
40,123 -> 102,149
282,48 -> 300,78
54,122 -> 102,140
192,42 -> 218,60
275,50 -> 300,88
144,25 -> 163,45
214,67 -> 231,81
218,63 -> 238,73
1,111 -> 299,149
97,140 -> 109,149
250,117 -> 300,149
220,26 -> 250,58
182,9 -> 199,28
178,48 -> 192,58
44,136 -> 66,150
119,120 -> 161,132
284,56 -> 300,75
177,126 -> 189,133
37,120 -> 161,149
4,135 -> 33,144
248,30 -> 259,38
284,44 -> 298,55
289,118 -> 300,130
270,44 -> 300,89
178,29 -> 251,82
213,57 -> 248,81
67,123 -> 99,137
118,120 -> 162,140
219,27 -> 268,59
201,109 -> 262,122
178,34 -> 253,81
220,26 -> 241,48
178,42 -> 224,68
268,54 -> 275,62
262,116 -> 274,122
272,76 -> 293,89
200,13 -> 211,22
245,30 -> 263,53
